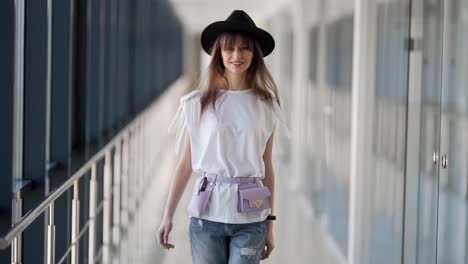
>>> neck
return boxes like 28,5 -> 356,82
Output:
224,71 -> 248,90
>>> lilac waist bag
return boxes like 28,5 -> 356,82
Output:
187,173 -> 271,217
237,183 -> 271,213
187,176 -> 215,218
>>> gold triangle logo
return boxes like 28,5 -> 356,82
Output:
253,200 -> 263,208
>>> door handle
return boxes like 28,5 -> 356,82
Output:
441,154 -> 447,169
433,151 -> 439,165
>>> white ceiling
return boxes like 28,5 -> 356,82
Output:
169,0 -> 287,33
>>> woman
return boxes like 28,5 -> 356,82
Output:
157,10 -> 287,264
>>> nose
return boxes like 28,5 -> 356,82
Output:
232,48 -> 242,59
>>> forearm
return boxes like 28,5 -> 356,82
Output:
263,169 -> 275,215
263,164 -> 275,232
163,161 -> 192,220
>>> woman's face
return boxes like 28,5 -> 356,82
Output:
220,36 -> 253,75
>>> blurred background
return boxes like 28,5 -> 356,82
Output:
0,0 -> 467,263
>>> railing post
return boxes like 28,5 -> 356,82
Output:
112,140 -> 122,264
121,136 -> 129,228
128,130 -> 135,260
11,192 -> 22,264
120,134 -> 129,263
88,163 -> 97,264
71,181 -> 80,264
46,203 -> 55,264
102,151 -> 112,264
127,130 -> 134,219
12,0 -> 26,262
137,123 -> 144,262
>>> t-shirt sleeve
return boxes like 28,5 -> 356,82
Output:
167,90 -> 200,155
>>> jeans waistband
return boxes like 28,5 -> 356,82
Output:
202,172 -> 259,184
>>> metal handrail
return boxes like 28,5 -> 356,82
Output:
0,76 -> 166,263
1,128 -> 125,249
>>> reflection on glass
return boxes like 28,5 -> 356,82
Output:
415,1 -> 444,263
366,2 -> 409,263
319,14 -> 354,257
437,0 -> 468,262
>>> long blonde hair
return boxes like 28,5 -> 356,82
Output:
199,32 -> 281,122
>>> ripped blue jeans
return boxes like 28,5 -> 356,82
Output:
189,218 -> 267,264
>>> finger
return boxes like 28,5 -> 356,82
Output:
161,242 -> 175,250
164,232 -> 169,244
263,245 -> 273,259
158,230 -> 170,249
260,245 -> 268,260
157,230 -> 163,244
158,236 -> 175,250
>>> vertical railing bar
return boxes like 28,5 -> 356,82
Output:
141,122 -> 145,261
134,126 -> 138,260
44,0 -> 54,262
11,192 -> 22,264
135,125 -> 139,262
130,129 -> 136,260
71,181 -> 80,264
127,132 -> 132,263
112,140 -> 121,255
112,140 -> 121,264
44,0 -> 53,194
12,0 -> 26,262
131,129 -> 134,261
127,131 -> 132,220
11,237 -> 17,264
132,128 -> 136,215
138,122 -> 143,262
46,203 -> 55,264
88,163 -> 97,264
102,150 -> 112,264
122,133 -> 129,263
121,135 -> 128,228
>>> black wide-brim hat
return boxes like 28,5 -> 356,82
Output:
201,10 -> 275,57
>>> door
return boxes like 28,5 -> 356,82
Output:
408,0 -> 468,263
436,0 -> 468,262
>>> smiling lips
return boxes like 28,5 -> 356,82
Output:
231,61 -> 244,66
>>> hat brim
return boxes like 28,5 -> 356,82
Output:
201,21 -> 275,57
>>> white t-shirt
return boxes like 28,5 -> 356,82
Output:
169,88 -> 287,224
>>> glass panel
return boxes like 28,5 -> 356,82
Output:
364,1 -> 410,263
305,26 -> 320,207
308,26 -> 318,84
320,12 -> 354,257
415,0 -> 444,263
437,0 -> 468,262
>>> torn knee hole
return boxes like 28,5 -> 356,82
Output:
240,248 -> 257,256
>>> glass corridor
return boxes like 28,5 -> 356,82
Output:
1,0 -> 468,263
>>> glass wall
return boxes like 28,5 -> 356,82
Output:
410,0 -> 468,263
0,0 -> 184,261
365,2 -> 409,263
320,13 -> 354,256
306,2 -> 355,257
305,0 -> 410,262
437,0 -> 468,262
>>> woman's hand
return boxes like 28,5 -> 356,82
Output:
261,223 -> 275,260
157,219 -> 175,250
157,129 -> 192,251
